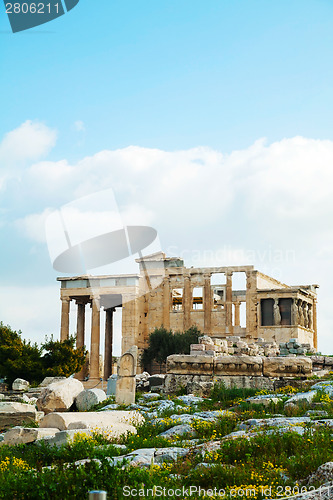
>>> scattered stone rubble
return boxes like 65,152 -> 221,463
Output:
0,375 -> 332,500
164,334 -> 325,395
279,338 -> 316,356
192,335 -> 314,358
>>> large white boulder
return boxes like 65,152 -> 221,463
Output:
12,378 -> 30,392
0,402 -> 38,429
3,427 -> 60,445
37,378 -> 84,414
40,410 -> 144,431
75,389 -> 106,411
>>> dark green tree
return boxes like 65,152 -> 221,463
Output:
41,335 -> 87,377
0,323 -> 42,385
141,325 -> 201,370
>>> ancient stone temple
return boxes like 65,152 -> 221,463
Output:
57,252 -> 318,380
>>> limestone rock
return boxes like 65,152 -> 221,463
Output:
285,391 -> 317,405
154,447 -> 189,463
75,389 -> 106,412
311,382 -> 333,397
38,424 -> 135,446
39,377 -> 66,387
12,379 -> 30,392
36,429 -> 93,447
176,394 -> 204,405
37,378 -> 84,414
305,410 -> 328,417
159,424 -> 197,439
39,410 -> 144,431
308,462 -> 333,485
0,402 -> 37,430
246,395 -> 282,406
3,427 -> 59,445
238,416 -> 310,431
112,448 -> 155,467
142,393 -> 160,400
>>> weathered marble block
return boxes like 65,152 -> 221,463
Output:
167,355 -> 214,375
190,344 -> 205,351
263,357 -> 312,377
214,355 -> 263,376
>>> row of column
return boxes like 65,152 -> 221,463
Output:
162,271 -> 247,335
60,296 -> 115,380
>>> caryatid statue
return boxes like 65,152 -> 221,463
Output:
298,300 -> 304,327
273,299 -> 281,326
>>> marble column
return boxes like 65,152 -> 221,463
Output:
163,277 -> 171,329
234,301 -> 241,327
104,307 -> 114,380
90,296 -> 101,380
313,299 -> 318,350
203,274 -> 212,333
303,303 -> 309,329
60,297 -> 70,341
225,272 -> 233,334
183,276 -> 191,331
75,301 -> 86,380
246,271 -> 258,339
76,302 -> 86,349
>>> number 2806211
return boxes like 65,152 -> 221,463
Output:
6,3 -> 60,14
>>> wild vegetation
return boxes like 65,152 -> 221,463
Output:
0,376 -> 333,499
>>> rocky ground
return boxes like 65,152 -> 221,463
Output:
0,376 -> 333,499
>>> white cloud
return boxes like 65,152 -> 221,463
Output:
15,208 -> 52,243
3,135 -> 333,354
0,286 -> 60,345
0,120 -> 57,168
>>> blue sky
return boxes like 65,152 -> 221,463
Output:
1,0 -> 333,154
0,0 -> 333,354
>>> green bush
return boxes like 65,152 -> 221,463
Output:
141,325 -> 200,370
210,381 -> 258,407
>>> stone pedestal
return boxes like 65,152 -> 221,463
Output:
115,346 -> 138,405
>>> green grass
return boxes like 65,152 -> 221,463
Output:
0,377 -> 333,499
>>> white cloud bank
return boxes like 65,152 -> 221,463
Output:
0,120 -> 57,167
1,121 -> 333,353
